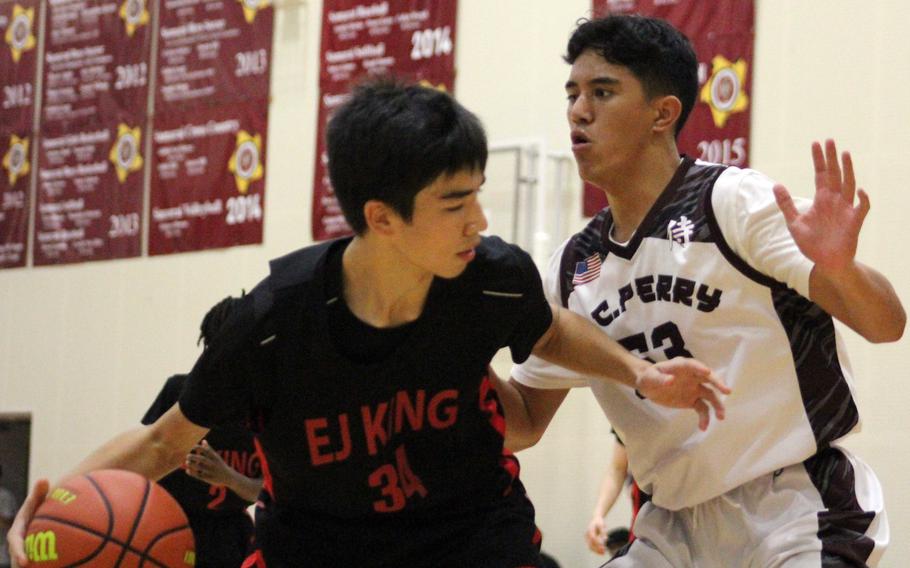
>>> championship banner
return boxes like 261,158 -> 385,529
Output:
0,0 -> 40,268
148,101 -> 267,255
584,0 -> 754,216
311,0 -> 457,241
155,0 -> 273,110
33,0 -> 154,265
150,0 -> 273,254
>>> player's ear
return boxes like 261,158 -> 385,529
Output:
651,95 -> 682,134
363,200 -> 400,236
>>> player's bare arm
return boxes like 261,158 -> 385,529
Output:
585,442 -> 629,556
774,139 -> 906,342
6,403 -> 207,567
488,365 -> 569,451
529,304 -> 730,430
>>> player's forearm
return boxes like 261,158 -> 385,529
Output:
810,262 -> 905,343
491,373 -> 542,451
226,471 -> 263,503
592,479 -> 623,519
65,426 -> 186,483
534,305 -> 646,388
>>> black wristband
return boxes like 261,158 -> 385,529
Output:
634,389 -> 647,400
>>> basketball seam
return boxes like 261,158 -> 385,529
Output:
113,476 -> 152,566
31,515 -> 170,567
62,473 -> 118,567
138,523 -> 193,568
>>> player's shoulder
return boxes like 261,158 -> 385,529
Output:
162,373 -> 188,394
566,209 -> 609,259
268,238 -> 344,291
706,162 -> 776,199
469,236 -> 537,285
474,235 -> 528,263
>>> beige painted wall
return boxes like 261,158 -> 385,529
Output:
1,1 -> 907,566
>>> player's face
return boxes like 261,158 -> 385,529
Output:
566,50 -> 657,188
396,168 -> 487,279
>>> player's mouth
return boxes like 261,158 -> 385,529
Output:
571,130 -> 591,152
457,242 -> 479,262
457,249 -> 476,262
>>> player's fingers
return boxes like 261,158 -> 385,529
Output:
10,478 -> 50,567
824,139 -> 841,188
694,399 -> 711,431
856,188 -> 871,225
773,184 -> 799,224
699,386 -> 726,420
586,532 -> 605,555
702,370 -> 731,395
664,356 -> 711,376
811,141 -> 825,175
842,151 -> 856,203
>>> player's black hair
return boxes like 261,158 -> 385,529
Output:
606,527 -> 631,548
198,295 -> 244,347
565,15 -> 698,136
326,76 -> 488,234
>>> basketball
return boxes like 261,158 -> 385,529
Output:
24,469 -> 195,567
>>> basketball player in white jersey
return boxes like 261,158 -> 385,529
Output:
495,14 -> 905,567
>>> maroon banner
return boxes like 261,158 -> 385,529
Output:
33,0 -> 154,265
148,101 -> 267,255
155,0 -> 274,110
0,0 -> 40,268
584,0 -> 754,216
312,0 -> 458,241
150,0 -> 273,254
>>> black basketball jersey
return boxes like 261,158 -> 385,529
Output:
142,374 -> 260,515
179,235 -> 553,567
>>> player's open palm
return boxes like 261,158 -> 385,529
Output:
635,357 -> 730,431
773,139 -> 870,274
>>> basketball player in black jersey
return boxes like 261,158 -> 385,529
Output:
8,78 -> 730,568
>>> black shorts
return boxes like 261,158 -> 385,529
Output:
188,511 -> 254,568
248,487 -> 543,568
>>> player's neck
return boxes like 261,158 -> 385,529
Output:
601,143 -> 681,243
340,236 -> 433,328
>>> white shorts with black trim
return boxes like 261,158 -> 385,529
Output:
604,445 -> 887,567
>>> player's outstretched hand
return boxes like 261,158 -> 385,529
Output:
185,440 -> 234,487
773,139 -> 870,275
8,478 -> 50,567
635,357 -> 730,430
585,515 -> 608,555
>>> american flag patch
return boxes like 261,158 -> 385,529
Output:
572,253 -> 602,286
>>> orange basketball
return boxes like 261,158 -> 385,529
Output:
24,469 -> 195,567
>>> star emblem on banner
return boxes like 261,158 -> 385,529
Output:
228,131 -> 264,194
119,0 -> 150,37
237,0 -> 270,24
2,135 -> 30,185
4,5 -> 37,63
109,124 -> 144,183
699,55 -> 749,128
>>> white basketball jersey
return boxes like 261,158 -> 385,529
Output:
513,157 -> 860,510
